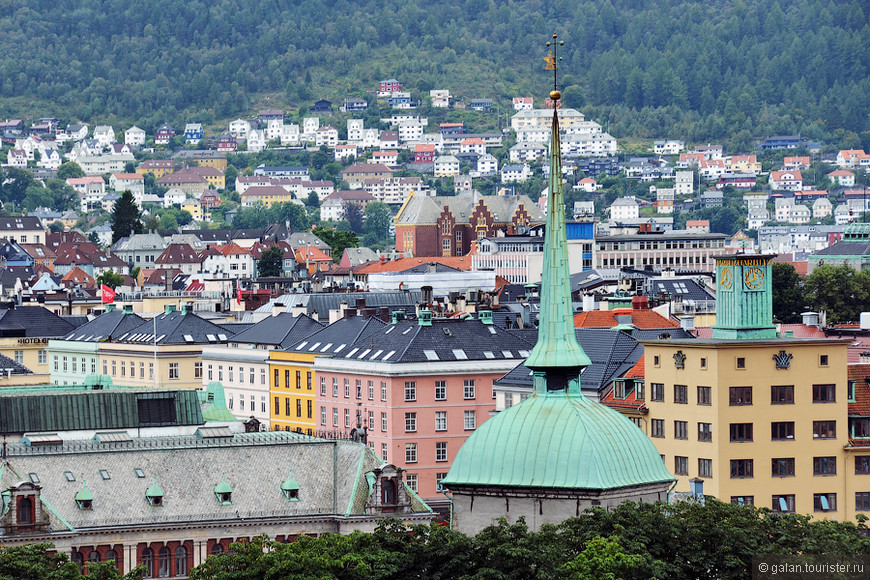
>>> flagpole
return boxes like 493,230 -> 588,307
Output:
153,314 -> 158,389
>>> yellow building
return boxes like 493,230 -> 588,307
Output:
269,350 -> 317,434
637,254 -> 861,521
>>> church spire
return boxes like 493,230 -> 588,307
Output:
524,34 -> 592,393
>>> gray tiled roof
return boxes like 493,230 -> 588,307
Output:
117,311 -> 235,344
395,194 -> 544,226
0,432 -> 423,530
0,307 -> 78,338
60,310 -> 146,342
232,313 -> 324,348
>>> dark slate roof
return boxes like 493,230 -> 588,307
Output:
0,388 -> 204,434
0,266 -> 34,287
0,351 -> 33,375
218,323 -> 255,334
0,307 -> 77,338
232,313 -> 324,348
302,317 -> 535,364
648,278 -> 715,301
0,241 -> 32,262
60,310 -> 146,342
814,241 -> 870,256
495,329 -> 648,394
285,317 -> 388,356
60,315 -> 90,329
116,310 -> 235,345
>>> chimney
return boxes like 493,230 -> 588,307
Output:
105,304 -> 116,312
362,308 -> 377,319
421,285 -> 433,306
801,311 -> 820,327
479,310 -> 493,325
123,305 -> 133,314
355,297 -> 367,310
164,304 -> 176,314
391,310 -> 406,324
344,307 -> 357,319
272,303 -> 287,316
379,307 -> 391,323
418,309 -> 433,326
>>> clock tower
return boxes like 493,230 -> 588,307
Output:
712,254 -> 777,339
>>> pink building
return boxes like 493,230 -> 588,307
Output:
295,312 -> 532,509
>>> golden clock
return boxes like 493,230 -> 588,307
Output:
744,267 -> 764,289
721,267 -> 733,289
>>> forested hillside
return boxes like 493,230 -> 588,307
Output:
1,0 -> 868,147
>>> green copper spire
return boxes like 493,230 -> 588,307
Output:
524,34 -> 592,393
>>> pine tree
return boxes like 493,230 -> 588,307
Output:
111,190 -> 143,244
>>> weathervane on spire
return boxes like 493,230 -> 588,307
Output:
544,34 -> 564,101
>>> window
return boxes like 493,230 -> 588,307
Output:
297,371 -> 302,390
849,380 -> 856,402
251,368 -> 255,383
435,411 -> 447,431
219,366 -> 224,381
296,399 -> 302,417
857,492 -> 870,511
700,357 -> 707,369
141,548 -> 154,578
285,398 -> 291,416
651,419 -> 665,438
344,409 -> 350,428
636,382 -> 645,401
674,456 -> 688,475
405,412 -> 417,432
464,410 -> 476,430
194,362 -> 202,379
856,456 -> 870,474
381,443 -> 388,462
405,443 -> 417,463
436,472 -> 448,491
368,411 -> 374,429
381,381 -> 387,401
53,356 -> 58,371
435,380 -> 446,400
368,380 -> 374,400
405,473 -> 418,492
228,394 -> 234,410
814,456 -> 837,475
730,423 -> 753,442
674,384 -> 687,404
653,355 -> 660,367
149,363 -> 154,380
228,367 -> 234,383
332,378 -> 338,397
13,350 -> 23,365
320,406 -> 326,425
169,363 -> 179,380
320,377 -> 326,396
772,458 -> 795,477
261,369 -> 266,384
111,360 -> 116,375
698,422 -> 712,442
697,386 -> 711,405
38,350 -> 46,365
698,458 -> 712,478
436,441 -> 447,462
812,384 -> 835,403
307,400 -> 312,419
674,420 -> 688,440
730,459 -> 753,478
209,365 -> 215,381
332,408 -> 338,427
729,387 -> 752,405
158,546 -> 170,578
175,546 -> 188,577
736,357 -> 745,369
381,412 -> 387,432
731,496 -> 754,506
463,379 -> 476,399
140,362 -> 145,379
819,354 -> 829,366
404,381 -> 416,402
768,419 -> 797,442
813,421 -> 836,439
772,495 -> 795,513
344,378 -> 350,398
274,397 -> 280,415
814,493 -> 837,512
771,385 -> 794,404
651,383 -> 664,402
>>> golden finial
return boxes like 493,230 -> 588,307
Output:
545,34 -> 564,101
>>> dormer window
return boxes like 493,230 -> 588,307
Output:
75,481 -> 93,511
281,469 -> 300,502
214,474 -> 233,505
146,477 -> 164,507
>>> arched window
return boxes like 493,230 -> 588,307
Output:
141,548 -> 154,578
88,550 -> 101,566
17,497 -> 32,524
70,552 -> 84,572
105,549 -> 118,570
210,543 -> 224,556
174,546 -> 188,577
157,546 -> 170,578
382,479 -> 396,505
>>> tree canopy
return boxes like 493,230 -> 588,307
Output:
111,190 -> 143,243
0,0 -> 867,145
257,245 -> 284,277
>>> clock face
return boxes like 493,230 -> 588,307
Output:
720,267 -> 733,290
744,267 -> 764,289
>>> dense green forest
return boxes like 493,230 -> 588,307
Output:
0,0 -> 868,147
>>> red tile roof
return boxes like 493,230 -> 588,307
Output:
356,256 -> 474,274
848,363 -> 870,416
573,308 -> 679,329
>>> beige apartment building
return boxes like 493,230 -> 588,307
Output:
633,253 -> 864,520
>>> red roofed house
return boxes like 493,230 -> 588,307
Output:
156,243 -> 202,275
460,138 -> 486,155
414,144 -> 436,163
828,170 -> 856,187
339,163 -> 394,188
573,296 -> 680,330
783,156 -> 811,170
295,245 -> 332,278
372,150 -> 399,168
769,171 -> 803,192
61,266 -> 95,288
686,220 -> 710,233
600,356 -> 648,424
837,150 -> 870,169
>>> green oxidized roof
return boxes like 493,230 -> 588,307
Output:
75,481 -> 93,502
442,391 -> 674,489
214,474 -> 232,494
146,477 -> 164,498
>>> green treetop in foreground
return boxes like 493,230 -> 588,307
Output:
2,500 -> 858,580
111,190 -> 143,244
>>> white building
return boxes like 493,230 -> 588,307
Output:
229,119 -> 250,140
315,126 -> 339,148
124,126 -> 146,147
653,140 -> 684,155
347,119 -> 365,143
247,130 -> 266,152
476,154 -> 498,176
92,125 -> 115,147
674,170 -> 694,196
608,197 -> 640,221
501,164 -> 532,183
433,155 -> 460,177
430,89 -> 450,108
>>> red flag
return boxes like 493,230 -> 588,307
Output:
236,281 -> 242,305
101,284 -> 116,304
